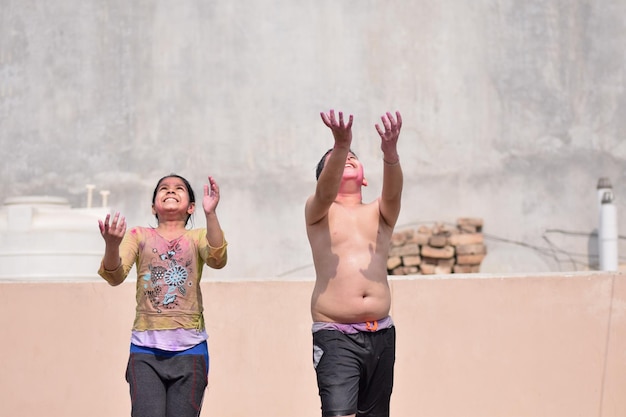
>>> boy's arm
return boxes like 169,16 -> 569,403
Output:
377,111 -> 403,227
380,159 -> 403,228
305,110 -> 353,225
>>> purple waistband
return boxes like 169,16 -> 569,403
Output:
312,316 -> 394,334
131,328 -> 208,351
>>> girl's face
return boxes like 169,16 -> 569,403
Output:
152,177 -> 195,220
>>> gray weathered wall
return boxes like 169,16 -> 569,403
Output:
1,0 -> 625,279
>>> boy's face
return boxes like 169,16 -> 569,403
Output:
324,151 -> 366,185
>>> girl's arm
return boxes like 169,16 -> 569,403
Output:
203,176 -> 228,269
97,212 -> 128,285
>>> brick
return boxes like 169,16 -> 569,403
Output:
413,233 -> 431,245
442,224 -> 457,234
435,265 -> 452,275
455,244 -> 487,255
421,245 -> 455,259
432,223 -> 448,235
436,258 -> 455,268
390,267 -> 406,275
458,224 -> 478,233
390,232 -> 407,247
389,243 -> 420,257
423,257 -> 454,267
417,225 -> 432,235
457,217 -> 483,228
402,255 -> 421,266
420,263 -> 436,275
390,266 -> 418,275
428,234 -> 448,248
401,266 -> 419,275
448,233 -> 484,246
453,264 -> 481,273
387,256 -> 402,270
456,253 -> 486,265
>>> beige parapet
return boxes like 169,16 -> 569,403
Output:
1,271 -> 626,417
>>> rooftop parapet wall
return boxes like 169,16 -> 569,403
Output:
1,271 -> 625,417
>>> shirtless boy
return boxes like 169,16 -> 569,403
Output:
305,109 -> 403,417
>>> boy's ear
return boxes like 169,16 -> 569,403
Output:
187,202 -> 196,214
363,177 -> 368,187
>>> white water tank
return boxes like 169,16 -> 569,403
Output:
0,196 -> 109,281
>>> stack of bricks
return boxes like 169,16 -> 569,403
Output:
387,218 -> 486,275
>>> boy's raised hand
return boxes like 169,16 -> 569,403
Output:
375,111 -> 402,163
321,109 -> 354,148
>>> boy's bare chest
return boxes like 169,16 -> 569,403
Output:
328,204 -> 381,242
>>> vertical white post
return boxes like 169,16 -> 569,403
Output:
100,190 -> 110,208
86,184 -> 95,208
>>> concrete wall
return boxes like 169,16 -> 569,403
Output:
1,1 -> 626,279
2,271 -> 626,417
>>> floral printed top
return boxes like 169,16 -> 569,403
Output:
98,227 -> 227,332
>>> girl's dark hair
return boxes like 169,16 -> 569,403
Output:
152,174 -> 195,226
315,148 -> 358,180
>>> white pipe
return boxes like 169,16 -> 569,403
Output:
597,177 -> 612,208
599,190 -> 618,271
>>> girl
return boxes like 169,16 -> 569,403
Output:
98,174 -> 227,417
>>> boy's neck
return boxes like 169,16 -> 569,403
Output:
337,178 -> 363,200
335,190 -> 363,205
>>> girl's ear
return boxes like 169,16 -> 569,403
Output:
152,204 -> 156,215
187,202 -> 196,214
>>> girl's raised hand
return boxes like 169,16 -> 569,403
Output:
98,212 -> 126,247
203,176 -> 220,215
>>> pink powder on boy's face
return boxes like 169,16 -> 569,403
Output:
324,151 -> 365,183
341,153 -> 365,184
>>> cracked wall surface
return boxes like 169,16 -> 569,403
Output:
1,0 -> 625,278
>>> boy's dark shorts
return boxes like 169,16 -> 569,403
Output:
312,326 -> 396,417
